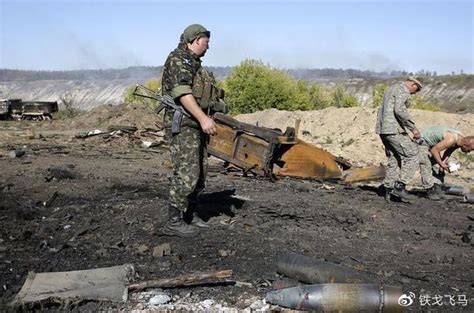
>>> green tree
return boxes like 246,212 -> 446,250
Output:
223,59 -> 309,114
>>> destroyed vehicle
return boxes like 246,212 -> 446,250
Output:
0,99 -> 58,120
207,113 -> 385,183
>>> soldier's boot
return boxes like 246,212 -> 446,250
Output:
162,207 -> 199,238
378,184 -> 392,202
384,187 -> 393,202
183,206 -> 209,229
425,183 -> 443,201
188,212 -> 210,228
390,182 -> 414,203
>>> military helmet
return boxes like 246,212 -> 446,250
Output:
407,76 -> 423,90
181,24 -> 210,43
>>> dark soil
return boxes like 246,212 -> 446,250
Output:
0,121 -> 473,312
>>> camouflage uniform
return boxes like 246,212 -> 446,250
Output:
161,43 -> 208,213
161,28 -> 227,215
375,82 -> 419,188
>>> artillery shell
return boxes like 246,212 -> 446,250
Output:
265,283 -> 403,312
464,194 -> 474,204
444,185 -> 474,196
276,253 -> 369,284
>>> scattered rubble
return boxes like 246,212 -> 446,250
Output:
0,104 -> 472,312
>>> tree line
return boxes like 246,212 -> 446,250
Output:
0,66 -> 444,82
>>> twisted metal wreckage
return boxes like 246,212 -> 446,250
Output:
134,84 -> 385,184
0,99 -> 58,120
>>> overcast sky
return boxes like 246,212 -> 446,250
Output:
1,0 -> 472,74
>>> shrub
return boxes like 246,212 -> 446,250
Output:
454,150 -> 474,164
223,60 -> 299,114
55,93 -> 82,119
123,61 -> 361,115
307,84 -> 333,109
372,83 -> 388,108
410,94 -> 440,111
124,78 -> 161,107
223,59 -> 358,114
332,85 -> 358,108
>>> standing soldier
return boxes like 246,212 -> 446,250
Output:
160,24 -> 228,237
375,77 -> 423,202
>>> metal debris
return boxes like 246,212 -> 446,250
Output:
12,264 -> 135,305
276,253 -> 370,284
265,283 -> 403,312
153,243 -> 171,258
8,150 -> 25,158
208,113 -> 385,183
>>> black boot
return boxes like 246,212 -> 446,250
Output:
378,184 -> 392,202
425,184 -> 443,201
183,204 -> 209,229
391,182 -> 414,203
384,187 -> 393,202
162,207 -> 199,237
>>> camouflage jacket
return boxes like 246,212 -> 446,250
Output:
162,45 -> 201,100
375,82 -> 416,135
161,45 -> 227,129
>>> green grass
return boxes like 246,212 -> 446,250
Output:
444,75 -> 469,84
410,95 -> 441,112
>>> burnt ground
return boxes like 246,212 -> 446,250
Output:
0,121 -> 473,312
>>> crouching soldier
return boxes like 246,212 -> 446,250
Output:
160,24 -> 229,237
418,126 -> 473,200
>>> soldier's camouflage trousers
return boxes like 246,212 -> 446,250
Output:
380,133 -> 419,188
169,126 -> 208,212
418,144 -> 445,189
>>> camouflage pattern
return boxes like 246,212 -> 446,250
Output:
376,81 -> 419,188
375,82 -> 416,135
192,67 -> 229,114
379,134 -> 419,188
169,126 -> 208,212
161,46 -> 227,129
418,144 -> 444,188
161,43 -> 212,212
161,45 -> 201,129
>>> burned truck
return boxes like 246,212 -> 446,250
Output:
0,99 -> 58,120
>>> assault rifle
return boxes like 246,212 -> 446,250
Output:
132,84 -> 190,134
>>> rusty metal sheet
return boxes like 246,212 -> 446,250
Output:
208,123 -> 273,176
273,140 -> 343,179
342,166 -> 386,184
208,114 -> 385,183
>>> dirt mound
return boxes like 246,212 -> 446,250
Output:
29,103 -> 163,132
236,107 -> 474,184
70,103 -> 162,130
